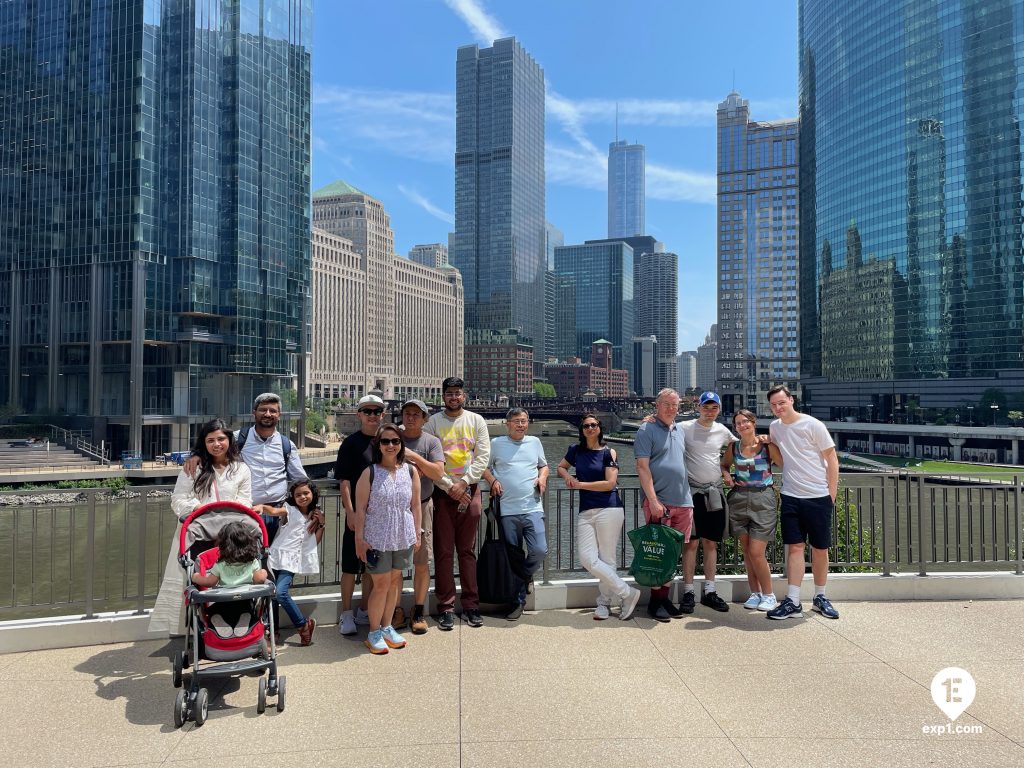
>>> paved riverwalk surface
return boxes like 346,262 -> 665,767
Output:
2,601 -> 1023,767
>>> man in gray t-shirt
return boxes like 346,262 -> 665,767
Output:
634,388 -> 693,622
399,400 -> 446,634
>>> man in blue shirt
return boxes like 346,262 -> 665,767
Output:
483,408 -> 549,621
634,388 -> 693,622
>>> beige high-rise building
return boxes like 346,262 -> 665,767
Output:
309,181 -> 463,402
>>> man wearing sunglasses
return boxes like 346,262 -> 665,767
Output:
335,394 -> 386,636
424,377 -> 491,629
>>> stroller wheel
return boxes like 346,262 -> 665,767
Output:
257,677 -> 267,714
276,675 -> 286,713
173,689 -> 187,728
172,651 -> 184,689
194,688 -> 209,726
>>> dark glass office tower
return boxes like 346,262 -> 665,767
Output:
799,0 -> 1024,418
553,241 -> 634,385
452,37 -> 546,373
0,1 -> 312,455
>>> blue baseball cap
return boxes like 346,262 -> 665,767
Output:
699,391 -> 722,406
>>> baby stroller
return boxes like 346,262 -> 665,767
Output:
170,500 -> 285,726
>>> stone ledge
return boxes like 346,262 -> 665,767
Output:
3,571 -> 1022,654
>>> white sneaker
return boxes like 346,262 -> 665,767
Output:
757,593 -> 779,612
354,606 -> 370,626
619,587 -> 642,621
338,610 -> 357,636
743,592 -> 762,610
593,604 -> 610,621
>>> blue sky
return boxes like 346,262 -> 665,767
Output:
311,0 -> 798,352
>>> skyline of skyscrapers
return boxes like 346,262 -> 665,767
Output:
799,0 -> 1024,420
0,0 -> 312,454
608,140 -> 646,239
716,91 -> 801,415
451,37 -> 547,372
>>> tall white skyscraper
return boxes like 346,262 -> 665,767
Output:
608,140 -> 645,238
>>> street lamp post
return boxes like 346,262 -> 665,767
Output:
968,406 -> 974,426
991,403 -> 999,426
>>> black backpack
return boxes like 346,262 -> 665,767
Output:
237,426 -> 293,464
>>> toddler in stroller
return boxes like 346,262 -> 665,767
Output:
171,501 -> 286,727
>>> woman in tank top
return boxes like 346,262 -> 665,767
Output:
721,409 -> 783,613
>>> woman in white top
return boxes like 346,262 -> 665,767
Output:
149,419 -> 253,634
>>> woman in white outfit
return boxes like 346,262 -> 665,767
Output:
149,419 -> 252,634
556,417 -> 641,621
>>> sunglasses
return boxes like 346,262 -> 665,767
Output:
360,409 -> 383,416
378,437 -> 402,446
582,423 -> 600,430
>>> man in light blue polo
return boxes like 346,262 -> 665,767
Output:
483,408 -> 549,621
634,388 -> 693,622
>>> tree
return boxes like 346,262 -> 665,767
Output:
533,382 -> 556,399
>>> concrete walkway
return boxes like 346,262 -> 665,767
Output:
3,601 -> 1023,767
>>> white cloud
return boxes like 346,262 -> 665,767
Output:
442,0 -> 507,45
647,163 -> 716,204
312,85 -> 454,163
398,184 -> 455,225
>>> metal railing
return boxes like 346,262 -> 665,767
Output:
48,425 -> 111,465
1,471 -> 1021,621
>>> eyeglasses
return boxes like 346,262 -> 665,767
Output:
582,423 -> 600,430
378,437 -> 402,446
360,409 -> 383,416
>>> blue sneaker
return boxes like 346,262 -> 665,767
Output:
812,595 -> 839,619
766,596 -> 803,620
381,624 -> 407,648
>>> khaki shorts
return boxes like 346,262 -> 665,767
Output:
412,496 -> 434,567
366,546 -> 414,575
729,486 -> 778,542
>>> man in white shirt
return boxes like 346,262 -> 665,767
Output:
765,385 -> 840,620
678,392 -> 736,614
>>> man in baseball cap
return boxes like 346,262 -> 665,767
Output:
397,399 -> 445,633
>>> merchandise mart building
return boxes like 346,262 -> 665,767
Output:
799,0 -> 1024,420
0,1 -> 312,456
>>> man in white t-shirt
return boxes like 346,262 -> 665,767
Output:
765,385 -> 840,620
677,391 -> 736,615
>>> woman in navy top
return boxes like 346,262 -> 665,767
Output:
556,417 -> 641,621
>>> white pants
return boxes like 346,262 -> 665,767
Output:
577,506 -> 631,606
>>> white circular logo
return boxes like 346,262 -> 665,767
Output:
930,667 -> 976,722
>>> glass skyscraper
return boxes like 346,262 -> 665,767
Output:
452,37 -> 546,372
0,0 -> 312,455
608,140 -> 645,238
799,0 -> 1024,418
553,242 -> 634,384
716,92 -> 800,416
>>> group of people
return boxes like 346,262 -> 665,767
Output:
151,379 -> 842,659
151,394 -> 323,647
628,386 -> 840,622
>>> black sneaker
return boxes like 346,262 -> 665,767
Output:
700,591 -> 730,613
646,598 -> 671,623
437,610 -> 455,631
505,603 -> 524,621
663,599 -> 685,619
680,591 -> 696,614
463,609 -> 484,627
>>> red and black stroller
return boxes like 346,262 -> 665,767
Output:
170,501 -> 285,726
